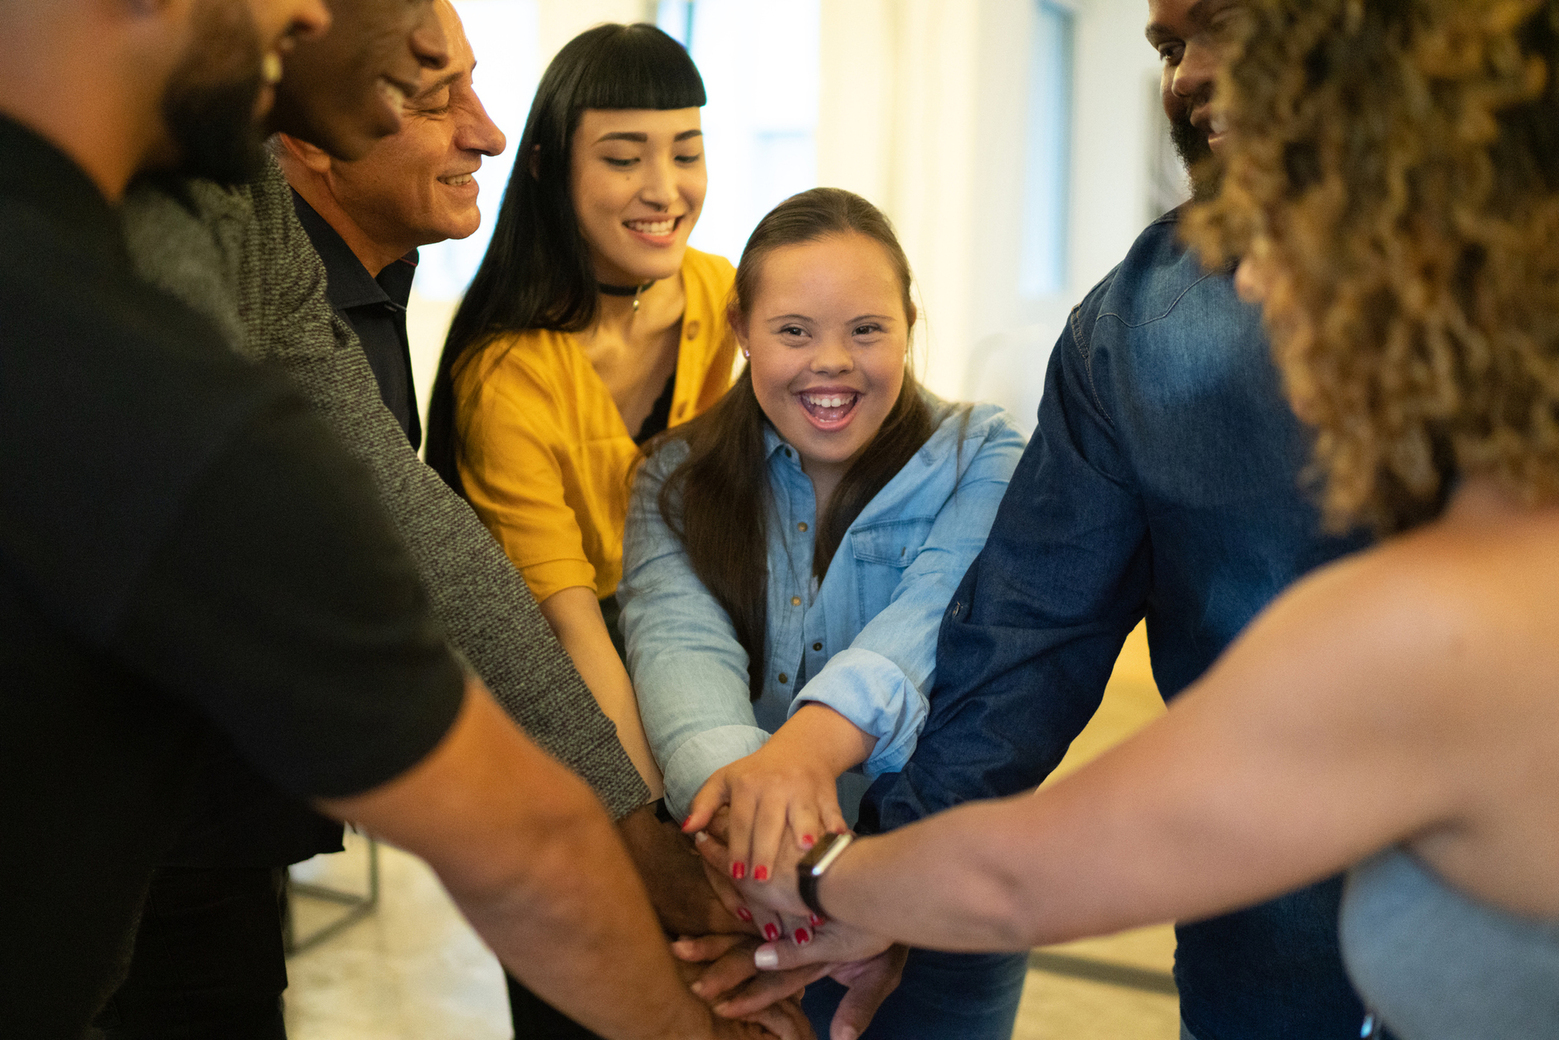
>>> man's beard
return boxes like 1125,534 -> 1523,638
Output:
1170,107 -> 1223,202
160,0 -> 268,185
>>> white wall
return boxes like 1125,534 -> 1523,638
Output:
813,0 -> 1161,429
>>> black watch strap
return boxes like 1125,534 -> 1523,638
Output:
797,832 -> 855,918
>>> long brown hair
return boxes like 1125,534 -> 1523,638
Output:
645,188 -> 940,699
1185,0 -> 1559,534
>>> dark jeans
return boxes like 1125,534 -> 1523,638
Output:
93,865 -> 289,1040
802,949 -> 1027,1040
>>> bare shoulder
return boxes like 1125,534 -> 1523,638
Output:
1211,490 -> 1559,748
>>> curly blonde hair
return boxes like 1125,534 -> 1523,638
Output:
1185,0 -> 1559,534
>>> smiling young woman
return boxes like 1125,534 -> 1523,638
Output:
619,188 -> 1027,1040
424,24 -> 737,817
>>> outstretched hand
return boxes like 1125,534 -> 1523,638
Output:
682,743 -> 847,889
693,824 -> 813,940
673,931 -> 905,1040
618,803 -> 756,937
681,704 -> 872,891
706,1001 -> 815,1040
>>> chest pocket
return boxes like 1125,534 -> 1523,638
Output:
848,517 -> 934,625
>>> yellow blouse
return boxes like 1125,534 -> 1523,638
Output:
453,248 -> 737,602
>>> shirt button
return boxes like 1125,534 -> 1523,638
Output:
797,522 -> 808,533
778,673 -> 789,684
791,596 -> 802,607
813,642 -> 823,651
685,319 -> 702,339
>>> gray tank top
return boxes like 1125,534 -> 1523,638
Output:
1340,848 -> 1559,1039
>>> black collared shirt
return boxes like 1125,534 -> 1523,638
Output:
291,191 -> 422,449
0,115 -> 464,1035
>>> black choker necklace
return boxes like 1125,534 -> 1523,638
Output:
598,279 -> 656,313
597,280 -> 656,297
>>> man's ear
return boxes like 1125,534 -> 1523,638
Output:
275,132 -> 333,176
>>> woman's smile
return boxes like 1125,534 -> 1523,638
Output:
795,387 -> 863,431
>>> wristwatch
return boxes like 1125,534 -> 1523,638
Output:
797,831 -> 855,918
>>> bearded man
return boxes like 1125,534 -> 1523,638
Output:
852,2 -> 1376,1038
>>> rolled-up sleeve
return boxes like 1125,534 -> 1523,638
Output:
619,445 -> 769,819
792,412 -> 1028,777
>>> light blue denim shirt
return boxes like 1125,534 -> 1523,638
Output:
619,398 -> 1026,820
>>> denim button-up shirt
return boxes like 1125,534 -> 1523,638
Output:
620,400 -> 1025,821
865,212 -> 1375,1040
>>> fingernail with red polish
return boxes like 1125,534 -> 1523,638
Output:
736,906 -> 753,922
731,861 -> 746,880
808,913 -> 826,927
801,834 -> 816,849
753,865 -> 769,882
764,923 -> 781,941
794,927 -> 811,945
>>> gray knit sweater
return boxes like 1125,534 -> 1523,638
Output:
122,163 -> 648,820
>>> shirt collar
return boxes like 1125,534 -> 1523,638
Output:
762,422 -> 804,466
0,116 -> 127,265
290,189 -> 418,312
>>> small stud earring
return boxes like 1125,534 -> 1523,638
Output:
742,349 -> 750,359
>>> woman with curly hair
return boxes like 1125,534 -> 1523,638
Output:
719,3 -> 1559,1037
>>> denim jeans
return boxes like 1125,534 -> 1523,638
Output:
802,949 -> 1028,1040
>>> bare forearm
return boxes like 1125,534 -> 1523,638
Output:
447,775 -> 708,1039
320,685 -> 710,1040
815,798 -> 1052,952
770,703 -> 875,777
541,586 -> 665,798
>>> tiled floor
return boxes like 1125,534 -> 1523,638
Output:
285,624 -> 1175,1040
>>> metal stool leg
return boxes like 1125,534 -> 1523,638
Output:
284,837 -> 380,955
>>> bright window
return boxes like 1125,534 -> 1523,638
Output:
1018,0 -> 1075,300
669,0 -> 821,263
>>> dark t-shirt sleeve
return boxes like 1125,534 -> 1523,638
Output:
115,395 -> 466,799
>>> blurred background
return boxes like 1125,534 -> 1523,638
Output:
407,0 -> 1190,439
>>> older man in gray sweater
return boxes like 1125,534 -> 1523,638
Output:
102,5 -> 734,1037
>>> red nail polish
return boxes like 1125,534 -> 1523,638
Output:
736,906 -> 753,922
801,834 -> 816,849
808,913 -> 826,927
732,862 -> 746,880
763,923 -> 781,941
753,865 -> 770,882
794,927 -> 811,944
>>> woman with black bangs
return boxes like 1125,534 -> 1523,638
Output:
427,23 -> 737,805
423,23 -> 740,1039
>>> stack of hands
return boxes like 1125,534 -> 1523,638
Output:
636,738 -> 903,1040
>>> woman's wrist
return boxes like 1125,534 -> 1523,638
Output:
775,702 -> 875,778
798,831 -> 857,918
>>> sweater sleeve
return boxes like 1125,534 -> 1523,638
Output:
149,163 -> 648,819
